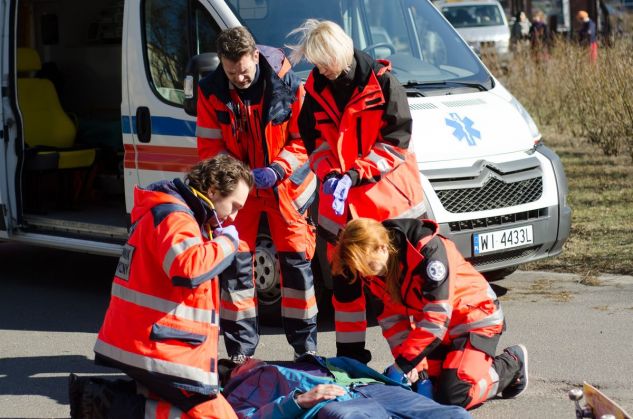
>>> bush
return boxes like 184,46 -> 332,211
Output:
490,38 -> 633,160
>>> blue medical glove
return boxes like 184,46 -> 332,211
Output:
332,198 -> 346,216
252,167 -> 279,189
214,225 -> 239,245
331,174 -> 352,215
322,177 -> 339,195
333,174 -> 352,201
415,378 -> 434,399
383,364 -> 407,384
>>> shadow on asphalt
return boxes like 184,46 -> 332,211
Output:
0,355 -> 120,405
0,244 -> 115,333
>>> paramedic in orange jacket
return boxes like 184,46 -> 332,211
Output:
288,20 -> 426,363
94,155 -> 253,418
332,218 -> 529,409
196,27 -> 318,362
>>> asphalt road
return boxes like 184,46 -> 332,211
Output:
1,242 -> 632,418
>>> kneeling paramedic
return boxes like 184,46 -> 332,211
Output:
332,218 -> 529,409
93,155 -> 253,418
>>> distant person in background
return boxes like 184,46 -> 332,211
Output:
529,10 -> 550,62
511,11 -> 530,52
576,10 -> 598,63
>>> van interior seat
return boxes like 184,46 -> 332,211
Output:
17,47 -> 96,169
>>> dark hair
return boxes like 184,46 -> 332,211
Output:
216,26 -> 257,61
186,154 -> 253,196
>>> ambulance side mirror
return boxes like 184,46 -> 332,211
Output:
183,52 -> 220,116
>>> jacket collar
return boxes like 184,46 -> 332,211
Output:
310,49 -> 380,94
383,219 -> 438,252
172,178 -> 214,227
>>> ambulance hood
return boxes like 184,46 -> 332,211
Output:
408,88 -> 540,163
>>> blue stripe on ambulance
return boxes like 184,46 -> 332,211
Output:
121,116 -> 196,136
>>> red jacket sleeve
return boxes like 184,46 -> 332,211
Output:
196,87 -> 228,160
154,211 -> 237,287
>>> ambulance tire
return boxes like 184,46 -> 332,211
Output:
255,231 -> 328,324
255,231 -> 282,321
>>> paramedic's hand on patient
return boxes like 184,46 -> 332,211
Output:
252,167 -> 279,189
214,225 -> 239,245
295,384 -> 346,409
331,174 -> 352,216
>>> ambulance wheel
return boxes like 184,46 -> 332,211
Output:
255,232 -> 282,320
255,232 -> 329,322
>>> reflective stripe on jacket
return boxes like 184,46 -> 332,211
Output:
196,45 -> 316,220
94,179 -> 237,395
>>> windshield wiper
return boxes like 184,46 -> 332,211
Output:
403,80 -> 488,91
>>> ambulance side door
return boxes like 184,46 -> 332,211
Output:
122,0 -> 230,211
0,0 -> 15,239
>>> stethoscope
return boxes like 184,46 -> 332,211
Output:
189,186 -> 224,236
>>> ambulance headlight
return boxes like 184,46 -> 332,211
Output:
510,96 -> 541,142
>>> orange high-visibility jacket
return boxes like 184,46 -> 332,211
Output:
94,179 -> 238,395
368,219 -> 505,374
369,220 -> 504,373
299,50 -> 425,241
196,45 -> 316,220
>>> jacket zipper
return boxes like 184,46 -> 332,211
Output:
357,119 -> 362,157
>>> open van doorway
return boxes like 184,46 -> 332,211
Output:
15,0 -> 129,244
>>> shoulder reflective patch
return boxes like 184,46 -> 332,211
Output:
115,243 -> 135,281
426,260 -> 447,282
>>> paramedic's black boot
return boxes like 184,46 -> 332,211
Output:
501,344 -> 529,398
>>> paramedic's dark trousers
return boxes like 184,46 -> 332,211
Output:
316,384 -> 471,419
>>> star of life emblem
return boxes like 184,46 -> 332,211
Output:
426,260 -> 447,282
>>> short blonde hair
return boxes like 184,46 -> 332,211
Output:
287,19 -> 353,72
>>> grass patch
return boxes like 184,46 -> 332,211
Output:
481,39 -> 633,275
523,128 -> 633,275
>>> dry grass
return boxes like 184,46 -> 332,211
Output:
499,38 -> 633,160
524,128 -> 633,276
482,39 -> 633,276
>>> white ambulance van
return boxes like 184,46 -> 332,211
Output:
0,0 -> 570,310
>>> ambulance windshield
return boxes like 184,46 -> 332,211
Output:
225,0 -> 492,90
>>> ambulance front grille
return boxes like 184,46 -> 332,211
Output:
436,176 -> 543,213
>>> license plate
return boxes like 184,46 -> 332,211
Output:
473,225 -> 534,255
